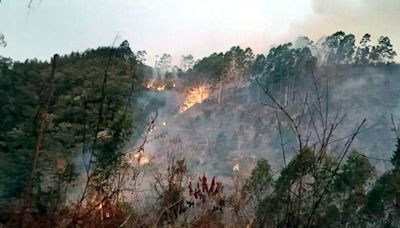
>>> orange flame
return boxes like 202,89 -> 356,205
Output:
180,85 -> 209,112
146,80 -> 166,91
128,152 -> 150,166
156,84 -> 165,91
146,80 -> 154,89
139,156 -> 150,165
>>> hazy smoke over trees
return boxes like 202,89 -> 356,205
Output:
1,1 -> 400,226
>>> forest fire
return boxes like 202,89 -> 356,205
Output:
133,152 -> 150,165
233,163 -> 240,172
156,84 -> 165,91
2,2 -> 398,225
180,85 -> 209,112
145,80 -> 153,89
138,156 -> 150,165
145,80 -> 166,91
123,151 -> 151,166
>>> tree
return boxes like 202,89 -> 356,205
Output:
371,36 -> 397,64
335,152 -> 374,193
354,33 -> 371,64
22,54 -> 59,221
224,46 -> 254,80
364,139 -> 400,226
251,54 -> 266,76
391,138 -> 400,169
0,59 -> 46,201
180,54 -> 194,72
135,50 -> 147,64
260,43 -> 316,105
0,41 -> 148,227
254,148 -> 315,227
262,43 -> 296,102
254,63 -> 368,227
323,31 -> 355,64
242,159 -> 273,203
155,53 -> 172,78
293,36 -> 313,49
332,152 -> 374,226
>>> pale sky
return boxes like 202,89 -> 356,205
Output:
0,0 -> 399,65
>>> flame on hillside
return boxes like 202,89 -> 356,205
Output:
180,85 -> 209,113
156,84 -> 165,91
146,80 -> 166,91
133,152 -> 150,165
145,80 -> 153,89
233,163 -> 240,172
124,150 -> 151,166
139,156 -> 150,165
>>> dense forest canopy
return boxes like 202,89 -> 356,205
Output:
0,30 -> 400,228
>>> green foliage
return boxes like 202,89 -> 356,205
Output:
324,31 -> 355,64
364,170 -> 400,226
180,54 -> 194,72
263,43 -> 297,86
0,31 -> 398,226
362,139 -> 400,226
354,33 -> 372,64
243,159 -> 272,202
370,36 -> 397,64
259,43 -> 316,104
331,152 -> 374,226
248,149 -> 379,227
275,147 -> 315,190
0,41 -> 145,208
0,58 -> 46,199
252,148 -> 316,226
187,46 -> 254,86
334,151 -> 374,193
391,137 -> 400,169
251,54 -> 266,76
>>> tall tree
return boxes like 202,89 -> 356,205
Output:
354,33 -> 372,64
22,54 -> 59,220
180,54 -> 195,72
364,140 -> 400,226
370,36 -> 397,64
155,53 -> 172,78
243,159 -> 273,203
323,31 -> 355,64
391,138 -> 400,169
332,152 -> 374,226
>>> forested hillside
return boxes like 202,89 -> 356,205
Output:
1,32 -> 400,227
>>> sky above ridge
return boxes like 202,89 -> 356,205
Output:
0,0 -> 399,65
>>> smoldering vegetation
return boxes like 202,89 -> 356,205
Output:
147,33 -> 400,176
1,31 -> 400,227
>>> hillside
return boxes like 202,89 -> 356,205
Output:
1,32 -> 400,227
145,64 -> 400,177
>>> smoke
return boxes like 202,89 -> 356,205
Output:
139,54 -> 400,184
290,0 -> 400,61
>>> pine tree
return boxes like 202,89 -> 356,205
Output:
370,36 -> 397,64
354,33 -> 371,64
391,137 -> 400,169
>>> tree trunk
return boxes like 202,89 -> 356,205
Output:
21,54 -> 58,227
